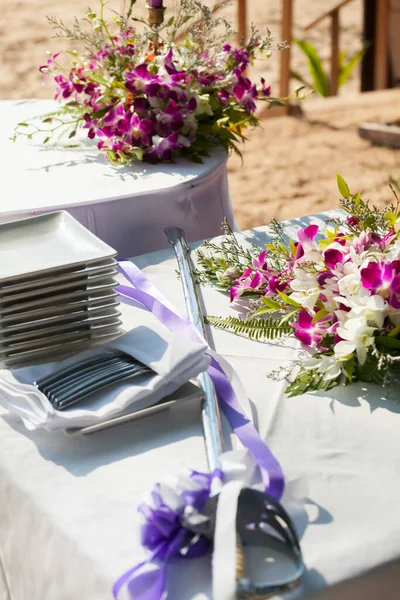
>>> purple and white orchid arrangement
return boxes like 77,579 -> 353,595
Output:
196,176 -> 400,397
14,0 -> 283,165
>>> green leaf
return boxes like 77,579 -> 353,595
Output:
289,238 -> 297,257
279,309 -> 299,325
388,325 -> 400,338
204,315 -> 292,341
91,107 -> 108,119
343,355 -> 355,382
385,210 -> 397,227
311,307 -> 329,324
277,291 -> 301,308
253,306 -> 278,317
42,117 -> 53,124
285,367 -> 340,397
338,46 -> 368,87
336,174 -> 350,199
261,297 -> 281,310
43,136 -> 50,144
295,39 -> 329,97
165,16 -> 174,26
17,122 -> 29,127
375,336 -> 400,349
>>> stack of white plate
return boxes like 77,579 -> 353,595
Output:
0,211 -> 122,368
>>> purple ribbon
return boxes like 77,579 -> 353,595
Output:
113,260 -> 285,599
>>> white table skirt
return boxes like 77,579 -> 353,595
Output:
0,100 -> 237,258
1,213 -> 400,600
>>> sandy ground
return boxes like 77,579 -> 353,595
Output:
1,0 -> 399,227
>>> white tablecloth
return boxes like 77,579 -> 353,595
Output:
0,100 -> 236,258
1,213 -> 400,600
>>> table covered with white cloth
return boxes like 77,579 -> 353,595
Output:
1,213 -> 400,600
0,100 -> 236,258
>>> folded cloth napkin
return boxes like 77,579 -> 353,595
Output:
0,306 -> 209,432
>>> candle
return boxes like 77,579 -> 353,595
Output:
149,0 -> 163,7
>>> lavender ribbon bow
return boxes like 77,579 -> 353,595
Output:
113,260 -> 285,600
114,470 -> 223,600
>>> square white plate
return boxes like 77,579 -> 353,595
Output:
2,328 -> 122,368
0,303 -> 120,333
0,310 -> 121,344
0,211 -> 117,283
0,260 -> 117,295
0,272 -> 117,303
0,280 -> 117,314
0,291 -> 119,325
0,320 -> 122,355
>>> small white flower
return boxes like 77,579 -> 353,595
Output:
304,355 -> 341,380
335,292 -> 388,328
194,94 -> 214,116
290,269 -> 319,292
334,317 -> 376,364
290,290 -> 321,314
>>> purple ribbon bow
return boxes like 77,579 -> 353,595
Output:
113,260 -> 285,600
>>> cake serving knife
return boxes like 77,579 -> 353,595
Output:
165,226 -> 304,599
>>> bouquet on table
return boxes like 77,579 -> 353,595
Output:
196,176 -> 400,397
14,0 -> 289,165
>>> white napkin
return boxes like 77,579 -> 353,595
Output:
0,306 -> 209,432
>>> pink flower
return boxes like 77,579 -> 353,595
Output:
292,309 -> 331,347
295,225 -> 319,261
229,268 -> 265,302
323,247 -> 344,268
252,250 -> 269,274
360,260 -> 400,307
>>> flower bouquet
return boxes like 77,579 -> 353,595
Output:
14,0 -> 288,165
196,176 -> 400,397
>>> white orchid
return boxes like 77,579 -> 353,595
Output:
336,291 -> 388,328
334,317 -> 377,364
303,355 -> 342,380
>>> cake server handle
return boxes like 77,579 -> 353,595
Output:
165,226 -> 224,471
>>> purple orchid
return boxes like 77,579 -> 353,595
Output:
292,309 -> 331,347
125,64 -> 154,93
323,247 -> 344,269
39,52 -> 60,77
54,73 -> 85,99
218,89 -> 230,104
133,97 -> 151,118
143,132 -> 190,163
294,224 -> 319,261
118,112 -> 154,146
232,48 -> 251,72
360,260 -> 400,307
229,268 -> 265,302
156,101 -> 185,134
100,103 -> 128,138
265,276 -> 288,296
260,77 -> 271,97
252,250 -> 269,274
233,75 -> 258,113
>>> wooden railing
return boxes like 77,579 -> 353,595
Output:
235,0 -> 391,106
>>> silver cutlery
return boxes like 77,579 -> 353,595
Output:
34,351 -> 153,411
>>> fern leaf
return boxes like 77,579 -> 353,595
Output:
204,315 -> 292,341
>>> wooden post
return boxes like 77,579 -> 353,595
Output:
237,0 -> 247,46
374,0 -> 389,89
330,9 -> 340,95
279,0 -> 293,100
